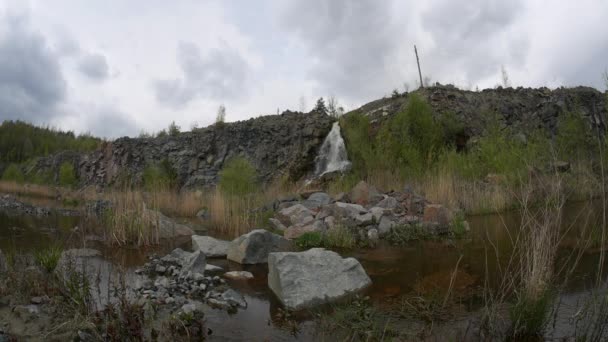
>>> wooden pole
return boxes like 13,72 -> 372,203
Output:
415,45 -> 423,89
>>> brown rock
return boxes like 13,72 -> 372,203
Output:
423,204 -> 452,227
348,181 -> 382,206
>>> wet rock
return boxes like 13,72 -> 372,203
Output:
268,248 -> 372,310
227,229 -> 291,264
223,271 -> 254,280
191,235 -> 230,258
180,300 -> 204,315
221,289 -> 247,308
144,209 -> 194,239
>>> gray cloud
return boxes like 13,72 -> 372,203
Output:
279,0 -> 400,101
78,53 -> 109,81
421,0 -> 526,84
154,42 -> 251,108
0,15 -> 66,123
83,106 -> 136,138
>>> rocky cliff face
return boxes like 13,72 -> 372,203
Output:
24,86 -> 608,189
358,85 -> 607,139
29,111 -> 334,189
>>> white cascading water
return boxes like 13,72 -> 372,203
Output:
313,121 -> 352,177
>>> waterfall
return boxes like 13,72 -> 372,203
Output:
313,122 -> 352,177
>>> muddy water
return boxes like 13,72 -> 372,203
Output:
1,199 -> 607,340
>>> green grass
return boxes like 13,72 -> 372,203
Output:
508,290 -> 554,339
34,245 -> 63,273
295,226 -> 358,250
315,296 -> 396,341
385,224 -> 434,245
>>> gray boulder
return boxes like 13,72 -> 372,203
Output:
180,250 -> 206,276
277,204 -> 315,227
284,219 -> 327,239
268,248 -> 372,310
302,192 -> 332,209
227,229 -> 291,264
378,216 -> 398,235
376,196 -> 399,210
191,235 -> 230,258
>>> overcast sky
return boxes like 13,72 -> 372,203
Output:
0,0 -> 607,138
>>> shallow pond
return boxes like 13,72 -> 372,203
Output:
1,199 -> 607,340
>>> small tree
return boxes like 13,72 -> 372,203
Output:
59,162 -> 77,187
391,89 -> 400,98
313,98 -> 328,115
219,156 -> 258,196
2,163 -> 24,183
168,121 -> 180,136
327,96 -> 343,118
216,105 -> 226,124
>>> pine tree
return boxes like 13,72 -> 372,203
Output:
313,98 -> 328,115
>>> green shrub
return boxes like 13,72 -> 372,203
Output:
2,163 -> 24,183
556,111 -> 596,161
325,226 -> 357,249
295,227 -> 357,250
59,162 -> 77,187
295,231 -> 324,249
509,290 -> 554,339
218,156 -> 258,196
450,212 -> 468,239
385,224 -> 433,245
34,245 -> 63,273
143,159 -> 177,191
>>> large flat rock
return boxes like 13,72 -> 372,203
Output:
191,235 -> 230,258
268,248 -> 371,310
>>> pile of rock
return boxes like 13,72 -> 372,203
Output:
134,248 -> 246,312
269,181 -> 460,241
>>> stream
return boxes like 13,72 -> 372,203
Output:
1,199 -> 607,340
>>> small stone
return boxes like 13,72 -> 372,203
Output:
30,296 -> 45,305
205,264 -> 224,273
224,271 -> 254,280
367,228 -> 379,241
155,265 -> 167,274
